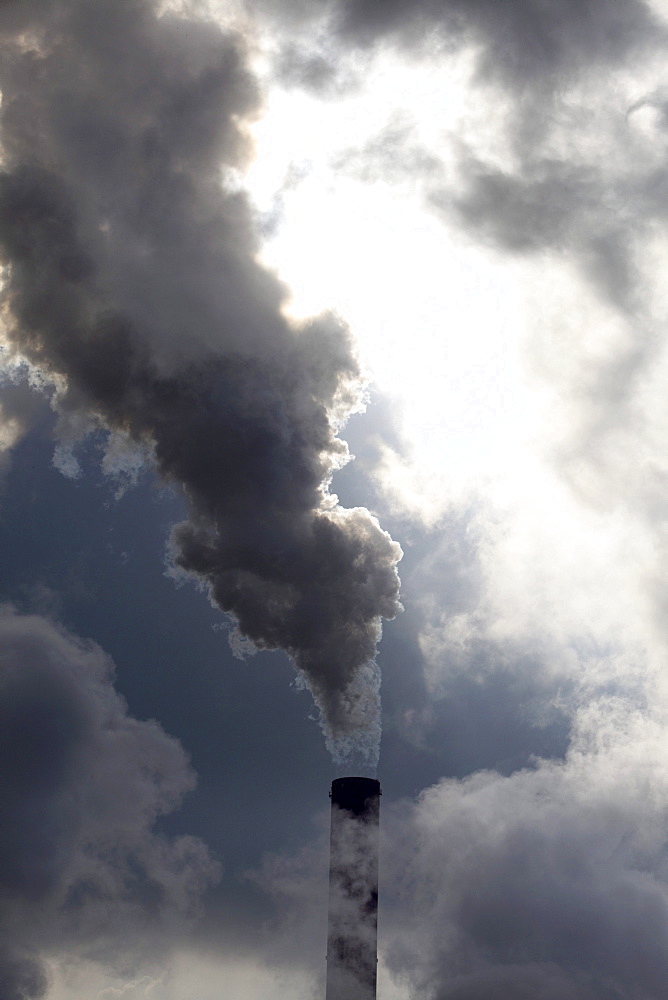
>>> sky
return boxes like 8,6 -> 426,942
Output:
3,0 -> 668,997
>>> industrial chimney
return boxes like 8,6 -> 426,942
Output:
326,776 -> 381,1000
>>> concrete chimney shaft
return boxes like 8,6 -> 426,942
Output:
326,776 -> 381,1000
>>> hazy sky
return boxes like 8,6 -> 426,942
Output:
3,1 -> 668,998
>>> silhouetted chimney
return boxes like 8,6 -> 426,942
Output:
326,776 -> 381,1000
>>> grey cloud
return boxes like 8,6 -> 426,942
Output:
0,606 -> 218,999
249,828 -> 329,982
0,949 -> 48,1000
257,0 -> 666,324
424,132 -> 668,492
248,694 -> 667,1000
446,161 -> 592,253
281,1 -> 664,319
429,155 -> 640,314
333,0 -> 662,85
257,0 -> 663,89
410,116 -> 668,505
0,0 -> 402,758
434,963 -> 612,1000
378,702 -> 668,1000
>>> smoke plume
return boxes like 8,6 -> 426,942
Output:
0,0 -> 402,762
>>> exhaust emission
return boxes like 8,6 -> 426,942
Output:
326,776 -> 381,1000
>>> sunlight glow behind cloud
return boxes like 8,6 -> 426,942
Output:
244,62 -> 540,519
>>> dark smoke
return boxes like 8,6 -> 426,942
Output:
0,0 -> 402,760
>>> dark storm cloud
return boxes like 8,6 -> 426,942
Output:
0,0 -> 401,756
0,606 -> 218,999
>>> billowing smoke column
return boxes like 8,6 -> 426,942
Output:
327,776 -> 380,1000
0,0 -> 402,762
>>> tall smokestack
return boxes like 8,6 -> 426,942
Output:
326,776 -> 381,1000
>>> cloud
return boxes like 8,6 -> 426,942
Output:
0,606 -> 218,999
274,0 -> 668,333
0,0 -> 402,760
241,694 -> 668,1000
328,0 -> 664,85
432,119 -> 653,315
254,0 -> 664,91
378,696 -> 668,999
96,977 -> 161,1000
